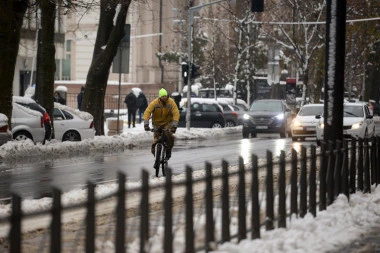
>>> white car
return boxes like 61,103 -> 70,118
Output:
0,113 -> 12,145
316,102 -> 375,145
12,97 -> 45,143
53,103 -> 95,141
291,104 -> 324,141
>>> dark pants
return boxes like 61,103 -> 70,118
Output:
128,109 -> 137,127
138,108 -> 145,123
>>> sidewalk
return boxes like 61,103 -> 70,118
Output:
335,226 -> 380,253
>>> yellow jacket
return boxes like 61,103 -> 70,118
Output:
143,97 -> 180,127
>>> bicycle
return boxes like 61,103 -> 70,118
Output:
151,128 -> 170,177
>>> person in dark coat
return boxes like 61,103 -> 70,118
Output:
124,90 -> 138,128
77,86 -> 84,110
54,92 -> 66,105
137,92 -> 148,123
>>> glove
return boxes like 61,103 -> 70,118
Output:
144,125 -> 150,131
171,126 -> 177,134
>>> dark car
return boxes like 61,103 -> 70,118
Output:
217,101 -> 239,127
178,98 -> 225,128
15,98 -> 52,143
242,99 -> 294,138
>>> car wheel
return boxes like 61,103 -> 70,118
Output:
251,132 -> 257,138
316,140 -> 321,146
225,121 -> 236,127
211,122 -> 223,128
62,130 -> 81,142
13,131 -> 33,141
242,128 -> 249,138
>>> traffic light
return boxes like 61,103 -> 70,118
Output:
191,64 -> 201,79
251,0 -> 264,12
181,62 -> 189,84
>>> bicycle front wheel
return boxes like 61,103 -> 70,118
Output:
155,143 -> 163,177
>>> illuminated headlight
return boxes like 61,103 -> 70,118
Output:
351,122 -> 363,129
319,122 -> 325,129
292,119 -> 302,127
275,113 -> 284,120
243,114 -> 251,120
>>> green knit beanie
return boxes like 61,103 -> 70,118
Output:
159,88 -> 168,98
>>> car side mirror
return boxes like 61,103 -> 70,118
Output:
315,115 -> 321,119
367,115 -> 373,119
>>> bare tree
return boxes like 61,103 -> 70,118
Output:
0,0 -> 28,127
264,0 -> 326,105
82,0 -> 131,135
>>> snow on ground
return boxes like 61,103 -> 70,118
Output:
1,122 -> 380,252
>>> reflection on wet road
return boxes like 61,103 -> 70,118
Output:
0,133 -> 318,199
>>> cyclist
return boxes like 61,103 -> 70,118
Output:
143,88 -> 180,161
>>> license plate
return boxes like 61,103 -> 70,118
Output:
256,126 -> 268,129
306,127 -> 315,131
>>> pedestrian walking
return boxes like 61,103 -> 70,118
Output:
137,92 -> 148,123
54,92 -> 66,105
77,86 -> 84,110
124,90 -> 138,128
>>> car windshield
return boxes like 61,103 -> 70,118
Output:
250,101 -> 282,112
298,106 -> 324,116
344,105 -> 364,117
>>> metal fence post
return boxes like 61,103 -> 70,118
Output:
10,194 -> 21,253
51,188 -> 62,253
86,181 -> 95,253
290,149 -> 298,216
140,170 -> 150,253
116,172 -> 126,253
238,157 -> 247,241
221,160 -> 230,243
266,151 -> 274,230
326,141 -> 335,205
319,142 -> 327,211
377,137 -> 380,185
371,137 -> 376,185
358,139 -> 364,191
364,139 -> 371,193
251,154 -> 260,239
278,151 -> 286,227
164,168 -> 173,253
342,140 -> 349,199
300,146 -> 307,218
334,140 -> 342,197
205,162 -> 215,251
309,145 -> 317,217
185,166 -> 194,253
349,139 -> 357,193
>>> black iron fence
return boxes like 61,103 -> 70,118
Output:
1,137 -> 380,252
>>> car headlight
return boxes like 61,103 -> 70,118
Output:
292,119 -> 302,127
319,122 -> 324,129
351,122 -> 363,129
275,113 -> 284,120
243,114 -> 251,120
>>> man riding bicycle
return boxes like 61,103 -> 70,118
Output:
143,88 -> 180,161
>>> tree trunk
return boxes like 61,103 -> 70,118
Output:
82,0 -> 131,135
0,1 -> 28,127
35,0 -> 56,134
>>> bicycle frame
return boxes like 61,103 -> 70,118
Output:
151,128 -> 169,177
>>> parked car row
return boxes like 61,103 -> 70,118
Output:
0,96 -> 95,146
177,98 -> 248,129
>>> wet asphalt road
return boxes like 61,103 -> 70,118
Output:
0,132 -> 315,199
